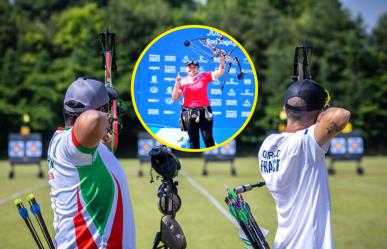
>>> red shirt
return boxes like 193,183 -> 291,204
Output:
179,72 -> 213,107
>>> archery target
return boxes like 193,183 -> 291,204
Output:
347,137 -> 364,154
219,140 -> 236,155
330,137 -> 346,154
26,140 -> 42,157
138,139 -> 154,156
8,141 -> 24,158
138,138 -> 172,157
203,147 -> 219,155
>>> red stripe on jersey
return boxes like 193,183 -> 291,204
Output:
106,175 -> 123,249
73,189 -> 98,249
71,128 -> 80,147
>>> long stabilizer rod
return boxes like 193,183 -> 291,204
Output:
234,181 -> 266,195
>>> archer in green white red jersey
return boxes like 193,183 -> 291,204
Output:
48,127 -> 135,249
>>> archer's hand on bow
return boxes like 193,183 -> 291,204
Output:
220,50 -> 226,69
213,51 -> 226,79
101,131 -> 113,150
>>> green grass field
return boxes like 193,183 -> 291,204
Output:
1,156 -> 386,248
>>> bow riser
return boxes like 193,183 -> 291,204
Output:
100,27 -> 119,153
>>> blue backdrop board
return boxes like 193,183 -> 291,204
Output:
133,27 -> 256,149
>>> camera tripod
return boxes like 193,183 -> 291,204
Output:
152,179 -> 186,249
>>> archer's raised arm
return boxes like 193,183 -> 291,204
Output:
212,51 -> 225,79
73,110 -> 109,148
172,73 -> 182,100
315,107 -> 351,145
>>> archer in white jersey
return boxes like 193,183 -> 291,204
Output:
48,77 -> 135,248
258,79 -> 350,249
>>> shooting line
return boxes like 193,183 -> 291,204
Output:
180,170 -> 239,227
0,182 -> 48,206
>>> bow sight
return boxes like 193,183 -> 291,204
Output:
292,40 -> 313,82
149,145 -> 187,249
290,40 -> 331,109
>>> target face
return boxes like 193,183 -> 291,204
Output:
219,140 -> 236,155
26,140 -> 42,157
203,147 -> 219,155
204,140 -> 236,155
138,139 -> 154,156
347,137 -> 364,154
8,141 -> 25,158
330,137 -> 346,154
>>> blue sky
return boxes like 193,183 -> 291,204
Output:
340,0 -> 387,32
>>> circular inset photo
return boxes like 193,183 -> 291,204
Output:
131,25 -> 258,152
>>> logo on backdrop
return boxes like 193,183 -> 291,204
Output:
148,98 -> 160,103
164,65 -> 176,73
226,100 -> 238,106
226,110 -> 237,118
241,111 -> 250,118
148,109 -> 160,115
150,86 -> 159,94
149,54 -> 160,62
164,77 -> 175,82
241,89 -> 254,96
243,99 -> 252,107
165,55 -> 176,62
226,78 -> 238,85
210,89 -> 222,95
165,98 -> 174,105
227,88 -> 236,97
211,99 -> 222,107
244,79 -> 252,85
150,75 -> 158,83
198,56 -> 208,63
149,66 -> 160,71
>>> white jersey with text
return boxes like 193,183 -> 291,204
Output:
258,125 -> 334,249
47,128 -> 135,249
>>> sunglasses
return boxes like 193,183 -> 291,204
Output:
186,60 -> 199,66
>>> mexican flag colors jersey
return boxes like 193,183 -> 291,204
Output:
47,128 -> 135,249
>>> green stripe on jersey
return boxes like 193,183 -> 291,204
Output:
76,152 -> 114,235
77,144 -> 97,154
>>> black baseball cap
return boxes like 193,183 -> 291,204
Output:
185,59 -> 199,67
284,79 -> 329,111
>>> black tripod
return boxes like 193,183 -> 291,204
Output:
152,179 -> 186,249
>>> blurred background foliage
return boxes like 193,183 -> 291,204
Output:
0,0 -> 386,157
